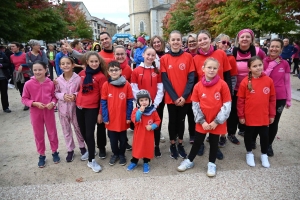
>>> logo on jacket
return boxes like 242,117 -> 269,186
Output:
263,87 -> 270,94
168,65 -> 173,69
214,92 -> 220,100
108,93 -> 113,98
148,120 -> 153,125
278,68 -> 284,72
119,92 -> 126,99
179,63 -> 186,70
152,72 -> 157,77
201,93 -> 207,98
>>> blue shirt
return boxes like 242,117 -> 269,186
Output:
134,45 -> 147,66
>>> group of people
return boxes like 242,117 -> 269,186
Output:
1,28 -> 293,177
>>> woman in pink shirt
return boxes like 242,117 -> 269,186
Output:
263,38 -> 291,157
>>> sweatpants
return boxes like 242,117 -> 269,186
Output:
96,122 -> 106,150
0,79 -> 9,110
245,126 -> 269,154
227,90 -> 245,135
154,100 -> 165,146
131,157 -> 150,164
188,132 -> 219,163
30,108 -> 58,155
108,130 -> 127,156
76,107 -> 98,162
269,99 -> 286,145
167,103 -> 190,141
58,111 -> 85,152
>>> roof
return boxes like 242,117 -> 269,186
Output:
101,18 -> 117,25
91,16 -> 106,27
65,1 -> 92,18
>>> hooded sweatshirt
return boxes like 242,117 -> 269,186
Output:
131,62 -> 164,108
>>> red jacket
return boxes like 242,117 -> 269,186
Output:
76,70 -> 107,113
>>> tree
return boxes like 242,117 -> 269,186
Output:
191,0 -> 226,37
162,0 -> 197,39
63,2 -> 93,39
211,0 -> 300,38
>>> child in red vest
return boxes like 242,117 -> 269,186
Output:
101,61 -> 134,166
237,56 -> 276,168
127,90 -> 161,173
177,58 -> 231,177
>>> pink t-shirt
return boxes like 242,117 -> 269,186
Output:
263,58 -> 290,100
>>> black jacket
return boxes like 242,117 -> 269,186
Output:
0,52 -> 11,79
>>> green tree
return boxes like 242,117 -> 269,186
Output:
212,0 -> 300,38
162,0 -> 197,39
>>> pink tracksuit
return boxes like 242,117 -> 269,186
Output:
22,77 -> 58,155
55,72 -> 85,152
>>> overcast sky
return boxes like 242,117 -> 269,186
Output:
68,0 -> 130,26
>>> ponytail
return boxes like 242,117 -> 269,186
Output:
152,61 -> 159,74
247,71 -> 253,91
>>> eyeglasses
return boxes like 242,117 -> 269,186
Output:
115,53 -> 125,56
108,69 -> 120,73
220,41 -> 231,46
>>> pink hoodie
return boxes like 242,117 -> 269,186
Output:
55,72 -> 81,116
22,77 -> 57,108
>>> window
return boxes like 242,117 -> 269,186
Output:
139,21 -> 144,33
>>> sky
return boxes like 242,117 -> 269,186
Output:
68,0 -> 130,26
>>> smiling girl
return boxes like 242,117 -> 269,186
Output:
160,30 -> 195,159
76,51 -> 108,172
22,61 -> 59,168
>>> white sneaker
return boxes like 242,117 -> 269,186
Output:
8,83 -> 15,89
207,162 -> 216,177
177,159 -> 194,172
160,133 -> 166,143
246,153 -> 255,167
87,159 -> 102,172
81,151 -> 89,161
261,154 -> 270,168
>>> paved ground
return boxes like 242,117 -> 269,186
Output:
0,74 -> 299,199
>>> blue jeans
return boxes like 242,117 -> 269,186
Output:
108,130 -> 127,156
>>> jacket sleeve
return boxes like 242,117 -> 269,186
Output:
135,109 -> 142,122
126,99 -> 133,120
42,51 -> 49,64
54,80 -> 65,101
21,82 -> 34,107
101,99 -> 109,123
182,71 -> 195,99
50,83 -> 57,104
153,82 -> 164,108
192,101 -> 206,124
26,53 -> 30,63
70,49 -> 84,60
162,72 -> 179,102
0,53 -> 10,69
98,76 -> 107,114
284,72 -> 291,107
213,101 -> 231,124
237,97 -> 245,119
55,54 -> 62,76
223,71 -> 233,96
130,83 -> 139,101
151,111 -> 161,130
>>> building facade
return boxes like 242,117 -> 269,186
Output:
100,18 -> 118,37
128,0 -> 176,37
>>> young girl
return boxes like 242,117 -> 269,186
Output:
55,57 -> 86,162
177,58 -> 231,177
237,56 -> 276,168
160,30 -> 195,159
21,61 -> 60,168
131,47 -> 164,157
76,52 -> 108,173
127,89 -> 161,173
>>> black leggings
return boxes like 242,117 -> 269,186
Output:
131,157 -> 150,164
292,58 -> 299,74
154,100 -> 165,146
167,104 -> 190,141
269,99 -> 286,145
76,107 -> 98,162
245,126 -> 269,154
96,122 -> 106,150
17,77 -> 30,97
188,132 -> 219,163
227,90 -> 245,135
186,103 -> 195,138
